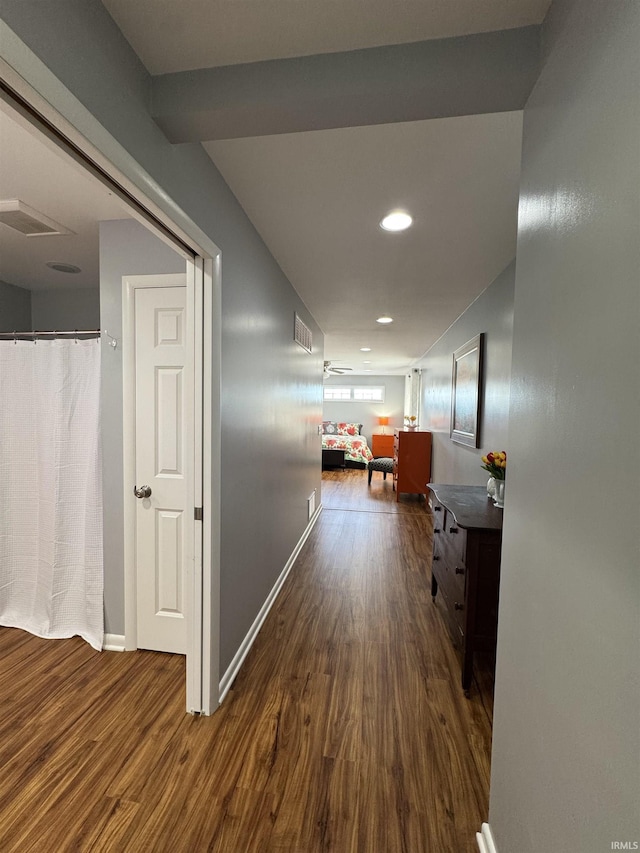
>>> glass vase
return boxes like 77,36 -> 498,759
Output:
493,479 -> 505,508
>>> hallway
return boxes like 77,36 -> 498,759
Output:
0,469 -> 492,852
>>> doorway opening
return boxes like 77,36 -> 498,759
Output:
0,76 -> 218,714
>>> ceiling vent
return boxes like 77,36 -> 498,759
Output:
294,312 -> 312,353
0,199 -> 74,237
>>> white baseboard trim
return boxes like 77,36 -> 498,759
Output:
103,633 -> 126,652
218,504 -> 323,704
476,823 -> 498,853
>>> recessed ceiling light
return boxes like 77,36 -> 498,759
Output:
360,347 -> 372,352
376,316 -> 393,324
363,360 -> 372,364
379,210 -> 413,232
364,369 -> 372,372
46,262 -> 81,274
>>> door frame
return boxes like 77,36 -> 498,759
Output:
0,22 -> 222,714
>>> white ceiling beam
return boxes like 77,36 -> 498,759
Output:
151,26 -> 541,143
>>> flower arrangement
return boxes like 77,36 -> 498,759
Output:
404,415 -> 417,428
481,451 -> 507,480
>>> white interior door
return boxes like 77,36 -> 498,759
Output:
132,275 -> 192,654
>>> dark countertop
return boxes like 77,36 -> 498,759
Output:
427,484 -> 503,531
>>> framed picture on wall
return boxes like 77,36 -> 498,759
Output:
450,333 -> 484,447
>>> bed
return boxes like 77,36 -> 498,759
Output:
322,421 -> 374,467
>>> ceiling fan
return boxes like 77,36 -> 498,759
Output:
324,360 -> 353,377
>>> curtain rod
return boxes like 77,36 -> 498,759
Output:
0,330 -> 117,348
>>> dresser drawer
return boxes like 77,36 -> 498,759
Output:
371,433 -> 395,457
433,506 -> 466,581
432,540 -> 466,626
432,562 -> 466,636
433,550 -> 466,603
431,499 -> 444,531
434,567 -> 466,627
431,502 -> 466,630
441,509 -> 467,567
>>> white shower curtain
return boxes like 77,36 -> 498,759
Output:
0,338 -> 103,650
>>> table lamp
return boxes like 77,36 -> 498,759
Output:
378,416 -> 389,434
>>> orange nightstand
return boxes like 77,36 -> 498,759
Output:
371,433 -> 395,458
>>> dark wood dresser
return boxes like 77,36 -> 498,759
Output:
428,484 -> 503,695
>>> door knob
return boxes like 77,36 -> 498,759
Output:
134,485 -> 152,499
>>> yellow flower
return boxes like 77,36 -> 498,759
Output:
480,450 -> 507,478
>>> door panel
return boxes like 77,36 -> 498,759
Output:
156,367 -> 183,475
135,282 -> 188,654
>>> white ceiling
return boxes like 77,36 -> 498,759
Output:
102,0 -> 551,74
0,107 -> 128,292
205,112 -> 523,373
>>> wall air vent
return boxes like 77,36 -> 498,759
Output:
294,312 -> 312,353
0,199 -> 74,237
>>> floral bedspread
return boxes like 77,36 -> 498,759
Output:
322,434 -> 373,466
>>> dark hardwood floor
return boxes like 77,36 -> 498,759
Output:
0,469 -> 492,852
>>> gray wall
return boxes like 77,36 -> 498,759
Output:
322,373 -> 405,441
488,1 -> 640,851
0,279 -> 31,332
31,288 -> 100,330
0,280 -> 100,333
415,261 -> 515,485
0,2 -> 325,673
99,219 -> 185,634
220,262 -> 323,672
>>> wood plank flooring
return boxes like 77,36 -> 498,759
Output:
0,469 -> 492,852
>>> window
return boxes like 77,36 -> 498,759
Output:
323,386 -> 352,401
353,386 -> 385,402
323,385 -> 385,402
